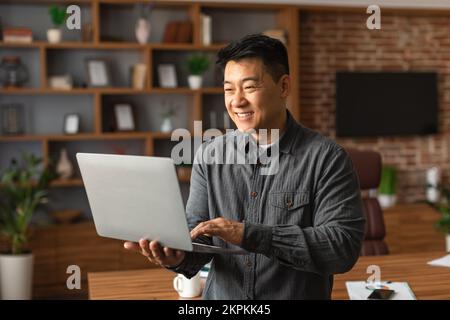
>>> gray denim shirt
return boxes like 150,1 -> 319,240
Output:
169,110 -> 365,300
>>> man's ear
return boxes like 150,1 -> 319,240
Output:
279,74 -> 291,98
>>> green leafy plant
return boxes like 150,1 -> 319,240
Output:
49,5 -> 67,27
0,153 -> 55,254
378,165 -> 397,195
433,186 -> 450,234
186,54 -> 210,75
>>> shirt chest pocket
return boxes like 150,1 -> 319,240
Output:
268,191 -> 310,226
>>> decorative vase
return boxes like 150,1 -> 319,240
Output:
188,75 -> 203,89
135,18 -> 150,44
426,167 -> 441,203
160,117 -> 173,133
378,194 -> 396,209
0,56 -> 29,88
47,28 -> 62,43
56,148 -> 74,180
0,253 -> 34,300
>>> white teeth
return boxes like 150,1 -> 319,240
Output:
236,112 -> 253,119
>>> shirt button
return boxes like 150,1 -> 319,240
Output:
250,191 -> 258,198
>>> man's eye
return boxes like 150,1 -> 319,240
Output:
245,86 -> 256,90
224,88 -> 233,92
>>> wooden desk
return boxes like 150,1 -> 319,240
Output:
332,251 -> 450,299
88,251 -> 450,300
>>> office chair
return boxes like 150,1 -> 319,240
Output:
346,148 -> 389,256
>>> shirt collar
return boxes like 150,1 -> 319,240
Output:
231,109 -> 301,155
279,109 -> 301,155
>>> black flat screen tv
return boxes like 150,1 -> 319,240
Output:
335,72 -> 438,137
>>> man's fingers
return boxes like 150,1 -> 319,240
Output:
124,241 -> 140,251
191,224 -> 219,240
149,240 -> 164,261
164,247 -> 174,257
139,239 -> 151,257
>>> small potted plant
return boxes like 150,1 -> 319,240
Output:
160,100 -> 176,133
433,186 -> 450,252
0,153 -> 54,299
186,54 -> 210,89
160,108 -> 175,133
47,4 -> 67,43
378,165 -> 397,208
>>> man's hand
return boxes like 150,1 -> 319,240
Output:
123,239 -> 185,268
190,217 -> 244,246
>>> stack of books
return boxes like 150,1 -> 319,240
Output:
3,27 -> 33,43
162,21 -> 192,43
130,63 -> 147,89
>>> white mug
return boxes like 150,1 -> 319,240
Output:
173,273 -> 202,298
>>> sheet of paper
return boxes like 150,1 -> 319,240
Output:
427,254 -> 450,268
345,281 -> 416,300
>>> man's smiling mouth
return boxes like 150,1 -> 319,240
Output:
235,111 -> 254,119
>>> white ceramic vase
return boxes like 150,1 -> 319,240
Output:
188,75 -> 203,89
56,148 -> 73,180
0,253 -> 34,300
378,194 -> 396,209
135,18 -> 151,44
160,117 -> 173,133
47,28 -> 62,43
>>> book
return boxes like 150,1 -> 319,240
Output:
3,27 -> 33,43
200,14 -> 212,45
131,63 -> 147,89
176,21 -> 192,43
162,21 -> 179,43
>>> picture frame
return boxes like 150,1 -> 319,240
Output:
63,113 -> 80,135
114,103 -> 135,131
85,58 -> 111,87
157,64 -> 177,88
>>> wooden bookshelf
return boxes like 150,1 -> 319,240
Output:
0,1 -> 301,180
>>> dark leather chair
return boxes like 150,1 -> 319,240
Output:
346,149 -> 389,256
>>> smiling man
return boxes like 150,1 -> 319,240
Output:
124,34 -> 366,299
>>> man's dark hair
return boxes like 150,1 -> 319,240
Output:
216,34 -> 289,82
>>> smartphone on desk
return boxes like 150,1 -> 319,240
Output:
367,289 -> 395,300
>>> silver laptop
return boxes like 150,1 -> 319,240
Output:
76,153 -> 248,255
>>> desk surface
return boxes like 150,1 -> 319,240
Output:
88,251 -> 450,300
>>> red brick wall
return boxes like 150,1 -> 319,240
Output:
299,11 -> 450,203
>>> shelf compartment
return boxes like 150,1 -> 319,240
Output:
46,48 -> 146,89
201,7 -> 279,44
0,94 -> 95,135
100,93 -> 193,133
152,50 -> 220,88
0,140 -> 44,173
0,2 -> 92,42
0,48 -> 41,88
48,138 -> 147,179
99,2 -> 192,44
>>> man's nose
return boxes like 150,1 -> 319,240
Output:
230,90 -> 247,108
